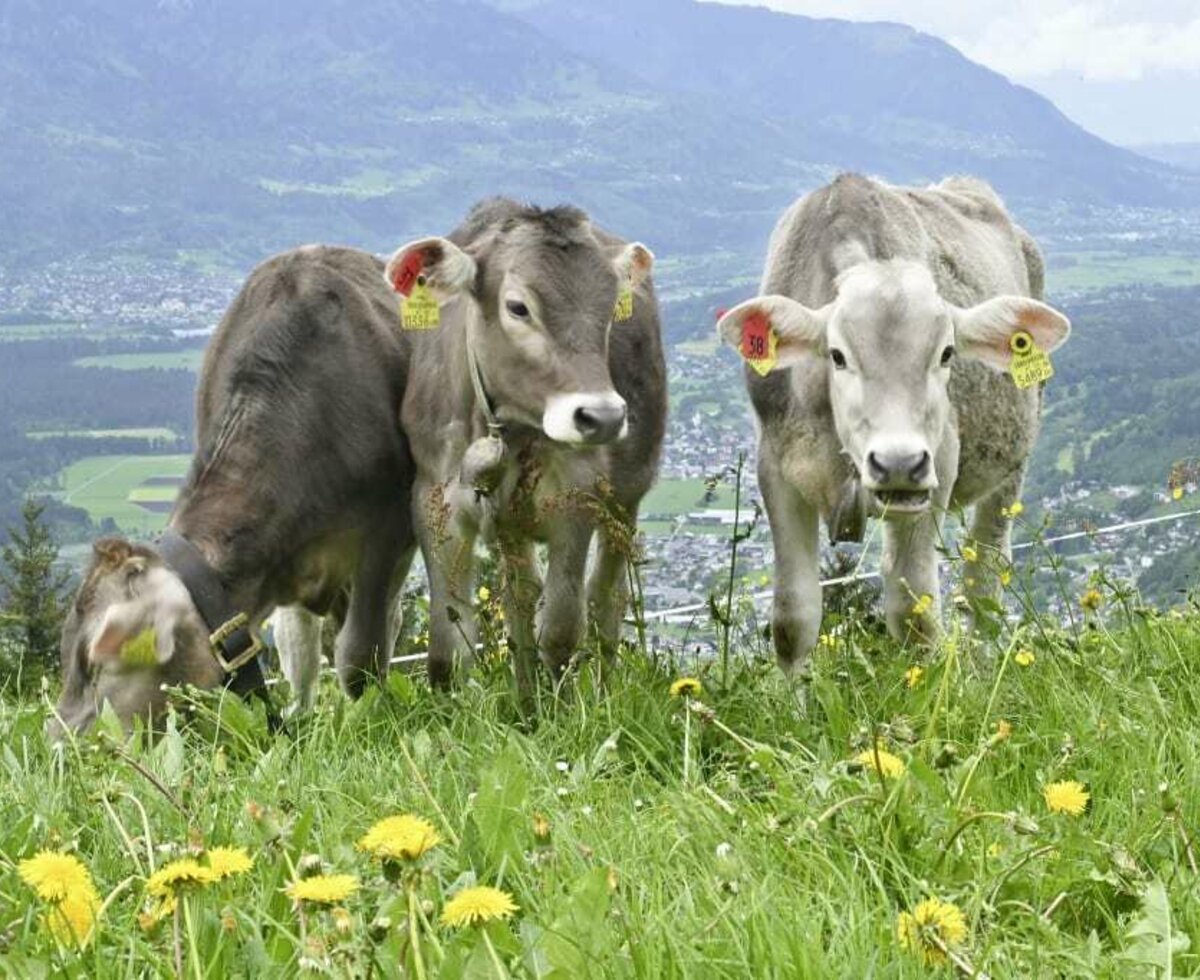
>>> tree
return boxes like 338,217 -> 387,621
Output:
0,498 -> 72,681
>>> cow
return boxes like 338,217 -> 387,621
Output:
717,174 -> 1071,672
384,199 -> 667,701
51,246 -> 416,736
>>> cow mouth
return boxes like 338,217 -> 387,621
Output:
868,488 -> 932,514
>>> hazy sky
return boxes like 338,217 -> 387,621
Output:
713,1 -> 1200,145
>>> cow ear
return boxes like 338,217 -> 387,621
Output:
716,296 -> 828,371
954,296 -> 1070,371
613,242 -> 654,288
89,566 -> 192,666
384,237 -> 477,301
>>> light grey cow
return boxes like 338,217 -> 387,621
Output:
384,199 -> 666,700
718,174 -> 1071,671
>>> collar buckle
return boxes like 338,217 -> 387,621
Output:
209,612 -> 265,674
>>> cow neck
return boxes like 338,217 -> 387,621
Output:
463,313 -> 503,439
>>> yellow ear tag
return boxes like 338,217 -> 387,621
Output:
613,284 -> 634,323
119,627 -> 158,667
1008,330 -> 1053,389
400,277 -> 441,331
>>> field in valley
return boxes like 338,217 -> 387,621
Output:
52,455 -> 191,534
3,585 -> 1198,977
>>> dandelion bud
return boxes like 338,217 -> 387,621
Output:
1012,813 -> 1040,836
368,916 -> 392,942
297,854 -> 324,878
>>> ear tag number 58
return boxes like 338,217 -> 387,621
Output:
1008,329 -> 1053,389
741,311 -> 778,376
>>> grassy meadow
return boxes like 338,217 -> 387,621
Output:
3,572 -> 1198,977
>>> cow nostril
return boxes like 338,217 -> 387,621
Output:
866,451 -> 888,482
910,450 -> 932,482
573,402 -> 626,442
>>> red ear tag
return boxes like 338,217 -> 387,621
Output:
740,311 -> 779,376
392,251 -> 424,298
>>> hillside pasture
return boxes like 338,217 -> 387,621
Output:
53,454 -> 191,534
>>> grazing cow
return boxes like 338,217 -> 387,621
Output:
717,174 -> 1070,671
385,199 -> 666,698
51,246 -> 415,735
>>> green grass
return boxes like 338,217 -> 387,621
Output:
1047,252 -> 1200,294
641,478 -> 741,518
3,588 -> 1199,976
26,427 -> 178,442
73,351 -> 204,371
53,454 -> 191,533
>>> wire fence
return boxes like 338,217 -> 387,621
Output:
348,504 -> 1200,672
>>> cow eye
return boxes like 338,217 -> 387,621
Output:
829,348 -> 847,370
940,345 -> 956,366
505,299 -> 530,319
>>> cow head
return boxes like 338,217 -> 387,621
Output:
718,260 -> 1070,515
49,538 -> 220,740
385,205 -> 653,445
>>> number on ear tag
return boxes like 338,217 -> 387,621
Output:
1008,330 -> 1053,389
613,286 -> 634,323
401,279 -> 441,331
741,311 -> 778,376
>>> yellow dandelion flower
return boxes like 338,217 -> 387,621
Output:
440,885 -> 518,928
477,585 -> 491,602
357,814 -> 441,862
854,747 -> 906,779
205,846 -> 253,880
18,851 -> 94,904
1014,649 -> 1035,667
286,874 -> 360,905
903,665 -> 923,689
995,719 -> 1013,741
911,594 -> 933,616
896,897 -> 968,967
999,569 -> 1013,587
1043,780 -> 1090,817
669,677 -> 703,698
1172,485 -> 1184,501
961,545 -> 978,563
1080,588 -> 1103,612
146,859 -> 217,898
1003,501 -> 1025,518
43,888 -> 100,948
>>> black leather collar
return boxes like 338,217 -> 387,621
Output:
157,529 -> 270,703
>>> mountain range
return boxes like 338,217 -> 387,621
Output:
1,0 -> 1197,268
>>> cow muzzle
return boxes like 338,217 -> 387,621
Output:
542,392 -> 628,445
863,442 -> 936,515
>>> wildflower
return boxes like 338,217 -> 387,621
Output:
1081,588 -> 1103,612
995,719 -> 1013,741
357,814 -> 441,862
903,665 -> 924,689
146,859 -> 217,898
477,585 -> 491,601
18,851 -> 94,904
43,889 -> 99,948
1014,649 -> 1035,667
1173,486 -> 1184,501
854,747 -> 906,779
999,569 -> 1013,587
896,897 -> 968,967
1043,780 -> 1090,817
532,813 -> 551,840
1003,500 -> 1025,518
205,846 -> 253,880
961,545 -> 978,563
440,885 -> 518,928
987,842 -> 1004,859
669,677 -> 703,698
911,594 -> 933,617
286,874 -> 360,905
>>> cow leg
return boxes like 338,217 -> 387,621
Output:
335,519 -> 416,698
965,468 -> 1023,608
271,605 -> 323,711
497,534 -> 544,708
586,509 -> 637,666
538,522 -> 593,676
761,455 -> 822,677
415,493 -> 478,689
882,512 -> 943,644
